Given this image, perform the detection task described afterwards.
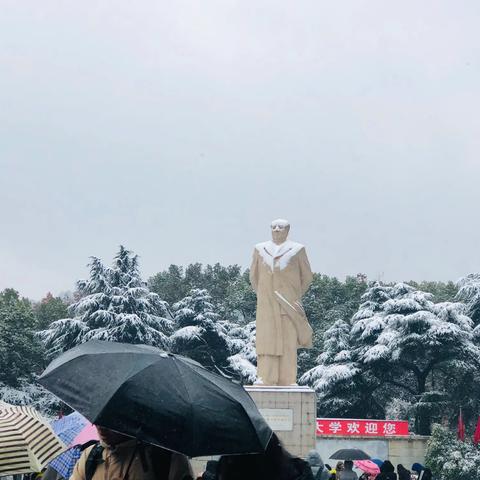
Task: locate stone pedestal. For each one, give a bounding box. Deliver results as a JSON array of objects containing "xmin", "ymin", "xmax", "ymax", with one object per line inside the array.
[{"xmin": 245, "ymin": 385, "xmax": 316, "ymax": 458}]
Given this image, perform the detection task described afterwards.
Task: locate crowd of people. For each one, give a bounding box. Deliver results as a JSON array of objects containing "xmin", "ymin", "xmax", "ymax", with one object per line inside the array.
[
  {"xmin": 300, "ymin": 458, "xmax": 433, "ymax": 480},
  {"xmin": 198, "ymin": 448, "xmax": 433, "ymax": 480},
  {"xmin": 3, "ymin": 425, "xmax": 432, "ymax": 480},
  {"xmin": 64, "ymin": 425, "xmax": 431, "ymax": 480}
]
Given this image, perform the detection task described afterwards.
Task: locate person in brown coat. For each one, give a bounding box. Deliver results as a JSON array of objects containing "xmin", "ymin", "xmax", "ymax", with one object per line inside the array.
[
  {"xmin": 250, "ymin": 219, "xmax": 313, "ymax": 385},
  {"xmin": 70, "ymin": 426, "xmax": 194, "ymax": 480}
]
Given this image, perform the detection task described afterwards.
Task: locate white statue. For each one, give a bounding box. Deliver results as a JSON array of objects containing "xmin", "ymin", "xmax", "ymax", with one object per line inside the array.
[{"xmin": 250, "ymin": 219, "xmax": 313, "ymax": 385}]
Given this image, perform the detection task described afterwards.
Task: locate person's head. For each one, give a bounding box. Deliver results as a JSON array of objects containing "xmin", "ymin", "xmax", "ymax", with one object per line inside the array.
[
  {"xmin": 397, "ymin": 465, "xmax": 408, "ymax": 473},
  {"xmin": 336, "ymin": 461, "xmax": 344, "ymax": 471},
  {"xmin": 381, "ymin": 461, "xmax": 394, "ymax": 473},
  {"xmin": 306, "ymin": 450, "xmax": 322, "ymax": 467},
  {"xmin": 95, "ymin": 425, "xmax": 131, "ymax": 446},
  {"xmin": 344, "ymin": 460, "xmax": 353, "ymax": 471},
  {"xmin": 270, "ymin": 219, "xmax": 290, "ymax": 244},
  {"xmin": 411, "ymin": 463, "xmax": 424, "ymax": 474}
]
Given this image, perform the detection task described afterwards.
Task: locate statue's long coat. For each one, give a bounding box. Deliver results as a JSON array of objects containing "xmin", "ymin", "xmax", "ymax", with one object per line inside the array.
[{"xmin": 250, "ymin": 240, "xmax": 313, "ymax": 356}]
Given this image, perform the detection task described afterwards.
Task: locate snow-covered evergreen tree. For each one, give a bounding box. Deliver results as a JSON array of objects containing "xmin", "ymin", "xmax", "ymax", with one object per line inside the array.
[
  {"xmin": 300, "ymin": 318, "xmax": 380, "ymax": 417},
  {"xmin": 0, "ymin": 380, "xmax": 61, "ymax": 416},
  {"xmin": 225, "ymin": 320, "xmax": 257, "ymax": 383},
  {"xmin": 301, "ymin": 282, "xmax": 480, "ymax": 433},
  {"xmin": 170, "ymin": 288, "xmax": 231, "ymax": 373},
  {"xmin": 349, "ymin": 283, "xmax": 393, "ymax": 366},
  {"xmin": 425, "ymin": 424, "xmax": 480, "ymax": 480},
  {"xmin": 456, "ymin": 273, "xmax": 480, "ymax": 326},
  {"xmin": 39, "ymin": 246, "xmax": 172, "ymax": 357},
  {"xmin": 301, "ymin": 319, "xmax": 355, "ymax": 388}
]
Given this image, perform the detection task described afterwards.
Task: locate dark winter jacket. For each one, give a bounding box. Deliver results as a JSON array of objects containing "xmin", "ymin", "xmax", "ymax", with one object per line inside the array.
[
  {"xmin": 397, "ymin": 464, "xmax": 410, "ymax": 480},
  {"xmin": 201, "ymin": 460, "xmax": 218, "ymax": 480},
  {"xmin": 419, "ymin": 468, "xmax": 432, "ymax": 480},
  {"xmin": 376, "ymin": 461, "xmax": 397, "ymax": 480}
]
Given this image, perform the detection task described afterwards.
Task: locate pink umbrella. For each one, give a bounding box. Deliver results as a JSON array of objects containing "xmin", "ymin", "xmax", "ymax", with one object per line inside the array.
[
  {"xmin": 354, "ymin": 460, "xmax": 380, "ymax": 477},
  {"xmin": 71, "ymin": 423, "xmax": 99, "ymax": 446}
]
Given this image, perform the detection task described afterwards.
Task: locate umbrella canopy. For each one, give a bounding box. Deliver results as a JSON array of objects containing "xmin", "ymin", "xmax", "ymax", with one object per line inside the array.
[
  {"xmin": 50, "ymin": 446, "xmax": 82, "ymax": 479},
  {"xmin": 51, "ymin": 411, "xmax": 88, "ymax": 445},
  {"xmin": 330, "ymin": 448, "xmax": 371, "ymax": 460},
  {"xmin": 354, "ymin": 460, "xmax": 380, "ymax": 475},
  {"xmin": 0, "ymin": 404, "xmax": 65, "ymax": 475},
  {"xmin": 71, "ymin": 422, "xmax": 99, "ymax": 446},
  {"xmin": 39, "ymin": 340, "xmax": 272, "ymax": 457},
  {"xmin": 50, "ymin": 412, "xmax": 98, "ymax": 479},
  {"xmin": 51, "ymin": 411, "xmax": 99, "ymax": 447},
  {"xmin": 371, "ymin": 459, "xmax": 384, "ymax": 467}
]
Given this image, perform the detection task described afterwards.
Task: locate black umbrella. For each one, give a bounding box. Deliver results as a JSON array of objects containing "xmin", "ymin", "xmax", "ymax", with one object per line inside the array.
[
  {"xmin": 330, "ymin": 448, "xmax": 370, "ymax": 460},
  {"xmin": 38, "ymin": 340, "xmax": 272, "ymax": 457}
]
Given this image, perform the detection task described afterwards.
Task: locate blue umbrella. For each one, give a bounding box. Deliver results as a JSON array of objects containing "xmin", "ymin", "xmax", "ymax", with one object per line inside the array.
[
  {"xmin": 52, "ymin": 412, "xmax": 88, "ymax": 445},
  {"xmin": 372, "ymin": 459, "xmax": 384, "ymax": 467},
  {"xmin": 50, "ymin": 446, "xmax": 82, "ymax": 479},
  {"xmin": 49, "ymin": 412, "xmax": 89, "ymax": 479}
]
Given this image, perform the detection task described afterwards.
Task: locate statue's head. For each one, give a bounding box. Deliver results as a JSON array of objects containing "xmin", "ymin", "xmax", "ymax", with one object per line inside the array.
[{"xmin": 270, "ymin": 219, "xmax": 290, "ymax": 244}]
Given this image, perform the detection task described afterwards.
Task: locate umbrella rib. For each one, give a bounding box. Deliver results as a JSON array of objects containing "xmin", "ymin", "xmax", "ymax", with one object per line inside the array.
[
  {"xmin": 186, "ymin": 366, "xmax": 272, "ymax": 453},
  {"xmin": 171, "ymin": 359, "xmax": 195, "ymax": 454},
  {"xmin": 242, "ymin": 404, "xmax": 273, "ymax": 454}
]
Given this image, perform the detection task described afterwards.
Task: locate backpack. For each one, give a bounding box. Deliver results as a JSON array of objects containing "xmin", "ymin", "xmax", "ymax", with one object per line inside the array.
[
  {"xmin": 84, "ymin": 442, "xmax": 172, "ymax": 480},
  {"xmin": 85, "ymin": 443, "xmax": 104, "ymax": 480}
]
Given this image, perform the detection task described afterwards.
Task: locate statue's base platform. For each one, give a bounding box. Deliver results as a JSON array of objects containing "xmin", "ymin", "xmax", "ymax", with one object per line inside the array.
[{"xmin": 245, "ymin": 384, "xmax": 316, "ymax": 458}]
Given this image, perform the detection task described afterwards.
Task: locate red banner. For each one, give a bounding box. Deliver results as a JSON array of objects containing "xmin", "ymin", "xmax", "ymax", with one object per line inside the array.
[{"xmin": 316, "ymin": 418, "xmax": 409, "ymax": 437}]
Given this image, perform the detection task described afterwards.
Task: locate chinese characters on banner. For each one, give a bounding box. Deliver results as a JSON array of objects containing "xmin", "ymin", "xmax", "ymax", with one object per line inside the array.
[{"xmin": 316, "ymin": 419, "xmax": 409, "ymax": 437}]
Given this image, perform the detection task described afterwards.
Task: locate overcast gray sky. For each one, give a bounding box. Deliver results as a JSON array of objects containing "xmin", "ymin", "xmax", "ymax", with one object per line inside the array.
[{"xmin": 1, "ymin": 0, "xmax": 480, "ymax": 300}]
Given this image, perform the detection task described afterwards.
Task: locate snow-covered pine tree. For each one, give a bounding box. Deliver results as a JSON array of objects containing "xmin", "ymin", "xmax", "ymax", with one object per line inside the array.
[
  {"xmin": 225, "ymin": 320, "xmax": 257, "ymax": 384},
  {"xmin": 301, "ymin": 319, "xmax": 355, "ymax": 387},
  {"xmin": 456, "ymin": 273, "xmax": 480, "ymax": 326},
  {"xmin": 38, "ymin": 257, "xmax": 109, "ymax": 356},
  {"xmin": 301, "ymin": 282, "xmax": 480, "ymax": 433},
  {"xmin": 170, "ymin": 288, "xmax": 234, "ymax": 373},
  {"xmin": 425, "ymin": 424, "xmax": 480, "ymax": 480},
  {"xmin": 350, "ymin": 282, "xmax": 394, "ymax": 366},
  {"xmin": 300, "ymin": 319, "xmax": 380, "ymax": 418},
  {"xmin": 300, "ymin": 284, "xmax": 396, "ymax": 418},
  {"xmin": 362, "ymin": 283, "xmax": 480, "ymax": 433},
  {"xmin": 39, "ymin": 246, "xmax": 172, "ymax": 357},
  {"xmin": 83, "ymin": 246, "xmax": 172, "ymax": 345},
  {"xmin": 0, "ymin": 380, "xmax": 61, "ymax": 415}
]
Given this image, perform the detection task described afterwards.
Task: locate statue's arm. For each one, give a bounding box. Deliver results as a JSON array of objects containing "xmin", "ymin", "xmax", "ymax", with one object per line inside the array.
[
  {"xmin": 249, "ymin": 249, "xmax": 259, "ymax": 293},
  {"xmin": 299, "ymin": 247, "xmax": 313, "ymax": 295}
]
